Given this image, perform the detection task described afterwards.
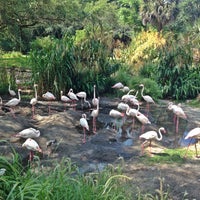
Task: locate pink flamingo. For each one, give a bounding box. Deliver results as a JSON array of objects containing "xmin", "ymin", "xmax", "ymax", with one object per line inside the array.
[
  {"xmin": 139, "ymin": 84, "xmax": 155, "ymax": 112},
  {"xmin": 60, "ymin": 91, "xmax": 72, "ymax": 111},
  {"xmin": 80, "ymin": 113, "xmax": 89, "ymax": 143},
  {"xmin": 184, "ymin": 127, "xmax": 200, "ymax": 158},
  {"xmin": 5, "ymin": 88, "xmax": 21, "ymax": 118},
  {"xmin": 76, "ymin": 91, "xmax": 91, "ymax": 109},
  {"xmin": 42, "ymin": 91, "xmax": 56, "ymax": 115},
  {"xmin": 30, "ymin": 84, "xmax": 38, "ymax": 118},
  {"xmin": 139, "ymin": 127, "xmax": 166, "ymax": 156},
  {"xmin": 126, "ymin": 103, "xmax": 140, "ymax": 128},
  {"xmin": 91, "ymin": 97, "xmax": 100, "ymax": 133},
  {"xmin": 22, "ymin": 138, "xmax": 42, "ymax": 161},
  {"xmin": 168, "ymin": 102, "xmax": 187, "ymax": 134}
]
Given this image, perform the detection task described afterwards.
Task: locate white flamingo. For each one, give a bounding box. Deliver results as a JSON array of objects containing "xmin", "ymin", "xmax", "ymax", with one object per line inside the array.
[
  {"xmin": 68, "ymin": 88, "xmax": 78, "ymax": 109},
  {"xmin": 111, "ymin": 82, "xmax": 124, "ymax": 89},
  {"xmin": 168, "ymin": 102, "xmax": 187, "ymax": 134},
  {"xmin": 80, "ymin": 113, "xmax": 89, "ymax": 143},
  {"xmin": 60, "ymin": 91, "xmax": 72, "ymax": 111},
  {"xmin": 136, "ymin": 110, "xmax": 151, "ymax": 133},
  {"xmin": 139, "ymin": 84, "xmax": 155, "ymax": 111},
  {"xmin": 139, "ymin": 127, "xmax": 166, "ymax": 155},
  {"xmin": 109, "ymin": 109, "xmax": 124, "ymax": 130},
  {"xmin": 91, "ymin": 97, "xmax": 100, "ymax": 133},
  {"xmin": 92, "ymin": 85, "xmax": 99, "ymax": 108},
  {"xmin": 5, "ymin": 88, "xmax": 21, "ymax": 118},
  {"xmin": 22, "ymin": 138, "xmax": 42, "ymax": 161},
  {"xmin": 76, "ymin": 91, "xmax": 91, "ymax": 109},
  {"xmin": 184, "ymin": 127, "xmax": 200, "ymax": 158},
  {"xmin": 8, "ymin": 84, "xmax": 16, "ymax": 96},
  {"xmin": 15, "ymin": 128, "xmax": 40, "ymax": 138},
  {"xmin": 42, "ymin": 91, "xmax": 56, "ymax": 115},
  {"xmin": 30, "ymin": 84, "xmax": 38, "ymax": 118},
  {"xmin": 126, "ymin": 103, "xmax": 140, "ymax": 127}
]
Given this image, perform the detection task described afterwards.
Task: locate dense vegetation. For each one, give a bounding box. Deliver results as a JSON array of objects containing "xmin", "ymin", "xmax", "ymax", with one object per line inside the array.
[
  {"xmin": 0, "ymin": 0, "xmax": 199, "ymax": 100},
  {"xmin": 0, "ymin": 1, "xmax": 199, "ymax": 198}
]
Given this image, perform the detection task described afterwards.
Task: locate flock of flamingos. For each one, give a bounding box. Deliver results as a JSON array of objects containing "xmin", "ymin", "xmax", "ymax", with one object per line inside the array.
[{"xmin": 0, "ymin": 81, "xmax": 200, "ymax": 162}]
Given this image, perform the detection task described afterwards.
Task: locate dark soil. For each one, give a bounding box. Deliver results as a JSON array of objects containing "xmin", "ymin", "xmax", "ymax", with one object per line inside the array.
[{"xmin": 0, "ymin": 95, "xmax": 200, "ymax": 199}]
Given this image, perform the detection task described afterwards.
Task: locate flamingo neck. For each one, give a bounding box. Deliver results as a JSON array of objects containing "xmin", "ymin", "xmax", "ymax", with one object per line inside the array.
[
  {"xmin": 34, "ymin": 86, "xmax": 38, "ymax": 99},
  {"xmin": 141, "ymin": 85, "xmax": 144, "ymax": 97},
  {"xmin": 18, "ymin": 90, "xmax": 21, "ymax": 101},
  {"xmin": 157, "ymin": 128, "xmax": 163, "ymax": 141},
  {"xmin": 93, "ymin": 85, "xmax": 96, "ymax": 99}
]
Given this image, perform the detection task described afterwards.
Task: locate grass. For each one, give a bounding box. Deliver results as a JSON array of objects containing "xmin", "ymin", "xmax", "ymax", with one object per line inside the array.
[
  {"xmin": 139, "ymin": 148, "xmax": 194, "ymax": 165},
  {"xmin": 0, "ymin": 52, "xmax": 29, "ymax": 68}
]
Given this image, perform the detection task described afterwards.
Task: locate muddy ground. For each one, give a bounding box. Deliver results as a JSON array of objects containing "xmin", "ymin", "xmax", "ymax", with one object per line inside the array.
[{"xmin": 0, "ymin": 94, "xmax": 200, "ymax": 199}]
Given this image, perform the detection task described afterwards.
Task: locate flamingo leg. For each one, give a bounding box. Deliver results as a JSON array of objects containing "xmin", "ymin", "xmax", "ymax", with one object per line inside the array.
[
  {"xmin": 48, "ymin": 103, "xmax": 51, "ymax": 115},
  {"xmin": 29, "ymin": 151, "xmax": 34, "ymax": 161},
  {"xmin": 176, "ymin": 116, "xmax": 179, "ymax": 134},
  {"xmin": 10, "ymin": 107, "xmax": 16, "ymax": 118},
  {"xmin": 82, "ymin": 127, "xmax": 86, "ymax": 143},
  {"xmin": 184, "ymin": 138, "xmax": 192, "ymax": 158},
  {"xmin": 93, "ymin": 117, "xmax": 96, "ymax": 133}
]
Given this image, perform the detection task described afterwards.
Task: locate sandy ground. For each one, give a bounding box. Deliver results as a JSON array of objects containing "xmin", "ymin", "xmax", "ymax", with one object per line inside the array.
[{"xmin": 0, "ymin": 95, "xmax": 200, "ymax": 199}]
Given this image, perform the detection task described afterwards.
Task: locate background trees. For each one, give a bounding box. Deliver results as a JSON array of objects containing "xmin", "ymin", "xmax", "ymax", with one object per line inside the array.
[{"xmin": 0, "ymin": 0, "xmax": 199, "ymax": 100}]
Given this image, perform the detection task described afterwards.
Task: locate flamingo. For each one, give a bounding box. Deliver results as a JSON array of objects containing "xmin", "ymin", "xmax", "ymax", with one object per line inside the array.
[
  {"xmin": 120, "ymin": 86, "xmax": 130, "ymax": 93},
  {"xmin": 126, "ymin": 103, "xmax": 140, "ymax": 128},
  {"xmin": 68, "ymin": 88, "xmax": 78, "ymax": 109},
  {"xmin": 121, "ymin": 89, "xmax": 137, "ymax": 103},
  {"xmin": 139, "ymin": 84, "xmax": 155, "ymax": 111},
  {"xmin": 136, "ymin": 110, "xmax": 151, "ymax": 133},
  {"xmin": 22, "ymin": 138, "xmax": 42, "ymax": 161},
  {"xmin": 109, "ymin": 109, "xmax": 124, "ymax": 130},
  {"xmin": 76, "ymin": 91, "xmax": 91, "ymax": 109},
  {"xmin": 30, "ymin": 84, "xmax": 38, "ymax": 118},
  {"xmin": 80, "ymin": 113, "xmax": 89, "ymax": 143},
  {"xmin": 42, "ymin": 91, "xmax": 56, "ymax": 115},
  {"xmin": 15, "ymin": 128, "xmax": 40, "ymax": 138},
  {"xmin": 91, "ymin": 97, "xmax": 100, "ymax": 133},
  {"xmin": 92, "ymin": 85, "xmax": 99, "ymax": 108},
  {"xmin": 60, "ymin": 91, "xmax": 72, "ymax": 111},
  {"xmin": 139, "ymin": 127, "xmax": 166, "ymax": 155},
  {"xmin": 111, "ymin": 82, "xmax": 124, "ymax": 89},
  {"xmin": 8, "ymin": 84, "xmax": 16, "ymax": 96},
  {"xmin": 184, "ymin": 127, "xmax": 200, "ymax": 158},
  {"xmin": 168, "ymin": 102, "xmax": 187, "ymax": 134},
  {"xmin": 5, "ymin": 88, "xmax": 21, "ymax": 118}
]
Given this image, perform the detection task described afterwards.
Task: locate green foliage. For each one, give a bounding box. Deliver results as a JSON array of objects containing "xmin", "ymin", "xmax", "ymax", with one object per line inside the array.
[
  {"xmin": 0, "ymin": 68, "xmax": 9, "ymax": 94},
  {"xmin": 0, "ymin": 153, "xmax": 132, "ymax": 200},
  {"xmin": 129, "ymin": 76, "xmax": 162, "ymax": 101},
  {"xmin": 157, "ymin": 43, "xmax": 200, "ymax": 100}
]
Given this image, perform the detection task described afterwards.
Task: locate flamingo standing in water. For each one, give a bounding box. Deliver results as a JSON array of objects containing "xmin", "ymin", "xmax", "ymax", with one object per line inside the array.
[
  {"xmin": 15, "ymin": 128, "xmax": 40, "ymax": 138},
  {"xmin": 168, "ymin": 102, "xmax": 187, "ymax": 134},
  {"xmin": 139, "ymin": 127, "xmax": 166, "ymax": 155},
  {"xmin": 68, "ymin": 88, "xmax": 78, "ymax": 109},
  {"xmin": 30, "ymin": 84, "xmax": 38, "ymax": 118},
  {"xmin": 5, "ymin": 88, "xmax": 21, "ymax": 118},
  {"xmin": 42, "ymin": 91, "xmax": 56, "ymax": 115},
  {"xmin": 136, "ymin": 110, "xmax": 151, "ymax": 133},
  {"xmin": 80, "ymin": 113, "xmax": 89, "ymax": 143},
  {"xmin": 76, "ymin": 91, "xmax": 91, "ymax": 109},
  {"xmin": 22, "ymin": 138, "xmax": 42, "ymax": 161},
  {"xmin": 60, "ymin": 91, "xmax": 72, "ymax": 111},
  {"xmin": 91, "ymin": 97, "xmax": 100, "ymax": 133},
  {"xmin": 109, "ymin": 109, "xmax": 124, "ymax": 130},
  {"xmin": 139, "ymin": 84, "xmax": 155, "ymax": 112},
  {"xmin": 8, "ymin": 84, "xmax": 16, "ymax": 96},
  {"xmin": 126, "ymin": 103, "xmax": 140, "ymax": 128},
  {"xmin": 184, "ymin": 127, "xmax": 200, "ymax": 158},
  {"xmin": 92, "ymin": 85, "xmax": 99, "ymax": 108}
]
